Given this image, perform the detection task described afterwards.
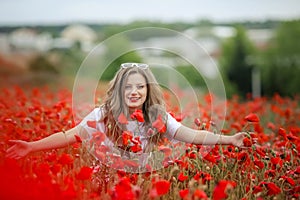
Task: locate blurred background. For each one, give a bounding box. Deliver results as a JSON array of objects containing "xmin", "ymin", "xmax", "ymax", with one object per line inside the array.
[{"xmin": 0, "ymin": 0, "xmax": 299, "ymax": 98}]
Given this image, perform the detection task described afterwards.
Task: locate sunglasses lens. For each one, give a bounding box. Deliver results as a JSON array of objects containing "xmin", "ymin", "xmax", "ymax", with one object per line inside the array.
[
  {"xmin": 138, "ymin": 64, "xmax": 148, "ymax": 69},
  {"xmin": 121, "ymin": 63, "xmax": 148, "ymax": 69}
]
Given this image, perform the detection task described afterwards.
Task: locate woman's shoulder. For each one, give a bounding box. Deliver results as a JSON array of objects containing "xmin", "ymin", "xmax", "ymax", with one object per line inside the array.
[{"xmin": 95, "ymin": 105, "xmax": 107, "ymax": 120}]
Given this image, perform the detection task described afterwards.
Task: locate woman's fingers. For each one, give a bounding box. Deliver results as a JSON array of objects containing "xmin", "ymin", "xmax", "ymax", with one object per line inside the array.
[{"xmin": 6, "ymin": 140, "xmax": 26, "ymax": 159}]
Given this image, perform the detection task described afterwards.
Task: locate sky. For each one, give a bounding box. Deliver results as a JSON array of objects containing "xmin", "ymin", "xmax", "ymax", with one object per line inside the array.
[{"xmin": 0, "ymin": 0, "xmax": 299, "ymax": 25}]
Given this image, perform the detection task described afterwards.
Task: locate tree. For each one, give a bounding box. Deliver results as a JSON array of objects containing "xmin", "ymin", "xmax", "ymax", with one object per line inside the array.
[
  {"xmin": 219, "ymin": 25, "xmax": 256, "ymax": 98},
  {"xmin": 101, "ymin": 36, "xmax": 142, "ymax": 81},
  {"xmin": 260, "ymin": 20, "xmax": 300, "ymax": 96}
]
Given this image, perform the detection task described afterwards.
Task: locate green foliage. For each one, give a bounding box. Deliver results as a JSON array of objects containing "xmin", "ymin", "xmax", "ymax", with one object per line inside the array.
[
  {"xmin": 259, "ymin": 20, "xmax": 300, "ymax": 96},
  {"xmin": 219, "ymin": 25, "xmax": 257, "ymax": 97},
  {"xmin": 100, "ymin": 35, "xmax": 142, "ymax": 81},
  {"xmin": 175, "ymin": 65, "xmax": 206, "ymax": 88}
]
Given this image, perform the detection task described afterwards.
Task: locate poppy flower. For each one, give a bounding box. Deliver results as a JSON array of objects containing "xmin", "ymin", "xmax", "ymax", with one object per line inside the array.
[
  {"xmin": 243, "ymin": 137, "xmax": 252, "ymax": 147},
  {"xmin": 193, "ymin": 189, "xmax": 207, "ymax": 199},
  {"xmin": 122, "ymin": 131, "xmax": 133, "ymax": 146},
  {"xmin": 118, "ymin": 113, "xmax": 128, "ymax": 124},
  {"xmin": 280, "ymin": 175, "xmax": 295, "ymax": 186},
  {"xmin": 158, "ymin": 145, "xmax": 172, "ymax": 157},
  {"xmin": 178, "ymin": 172, "xmax": 189, "ymax": 182},
  {"xmin": 87, "ymin": 120, "xmax": 97, "ymax": 129},
  {"xmin": 152, "ymin": 115, "xmax": 166, "ymax": 133},
  {"xmin": 74, "ymin": 134, "xmax": 82, "ymax": 143},
  {"xmin": 213, "ymin": 180, "xmax": 236, "ymax": 200},
  {"xmin": 179, "ymin": 189, "xmax": 189, "ymax": 199},
  {"xmin": 131, "ymin": 143, "xmax": 142, "ymax": 153},
  {"xmin": 130, "ymin": 109, "xmax": 144, "ymax": 122},
  {"xmin": 91, "ymin": 131, "xmax": 106, "ymax": 145},
  {"xmin": 278, "ymin": 128, "xmax": 288, "ymax": 140},
  {"xmin": 76, "ymin": 166, "xmax": 93, "ymax": 180},
  {"xmin": 262, "ymin": 182, "xmax": 281, "ymax": 195},
  {"xmin": 244, "ymin": 113, "xmax": 260, "ymax": 123},
  {"xmin": 58, "ymin": 153, "xmax": 74, "ymax": 166},
  {"xmin": 151, "ymin": 179, "xmax": 170, "ymax": 197}
]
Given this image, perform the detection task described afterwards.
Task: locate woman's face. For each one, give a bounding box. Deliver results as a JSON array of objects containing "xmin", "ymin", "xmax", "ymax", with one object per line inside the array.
[{"xmin": 124, "ymin": 73, "xmax": 147, "ymax": 113}]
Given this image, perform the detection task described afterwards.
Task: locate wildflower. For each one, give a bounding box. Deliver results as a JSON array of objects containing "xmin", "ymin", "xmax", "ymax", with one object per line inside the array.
[
  {"xmin": 278, "ymin": 128, "xmax": 288, "ymax": 140},
  {"xmin": 150, "ymin": 179, "xmax": 170, "ymax": 197},
  {"xmin": 74, "ymin": 134, "xmax": 82, "ymax": 143},
  {"xmin": 261, "ymin": 182, "xmax": 281, "ymax": 195},
  {"xmin": 152, "ymin": 115, "xmax": 166, "ymax": 133},
  {"xmin": 213, "ymin": 180, "xmax": 236, "ymax": 200},
  {"xmin": 87, "ymin": 120, "xmax": 97, "ymax": 128},
  {"xmin": 178, "ymin": 172, "xmax": 189, "ymax": 182},
  {"xmin": 244, "ymin": 113, "xmax": 260, "ymax": 123},
  {"xmin": 76, "ymin": 166, "xmax": 93, "ymax": 180},
  {"xmin": 122, "ymin": 131, "xmax": 133, "ymax": 146},
  {"xmin": 91, "ymin": 131, "xmax": 106, "ymax": 145},
  {"xmin": 130, "ymin": 109, "xmax": 144, "ymax": 122},
  {"xmin": 118, "ymin": 113, "xmax": 128, "ymax": 124},
  {"xmin": 179, "ymin": 189, "xmax": 189, "ymax": 199},
  {"xmin": 58, "ymin": 153, "xmax": 73, "ymax": 166},
  {"xmin": 193, "ymin": 189, "xmax": 207, "ymax": 199}
]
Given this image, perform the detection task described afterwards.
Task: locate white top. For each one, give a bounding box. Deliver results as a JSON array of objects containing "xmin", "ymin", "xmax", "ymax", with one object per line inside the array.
[{"xmin": 79, "ymin": 107, "xmax": 182, "ymax": 150}]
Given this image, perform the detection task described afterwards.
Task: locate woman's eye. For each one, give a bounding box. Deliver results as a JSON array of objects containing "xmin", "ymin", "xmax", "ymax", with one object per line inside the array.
[
  {"xmin": 137, "ymin": 85, "xmax": 145, "ymax": 89},
  {"xmin": 125, "ymin": 85, "xmax": 132, "ymax": 90}
]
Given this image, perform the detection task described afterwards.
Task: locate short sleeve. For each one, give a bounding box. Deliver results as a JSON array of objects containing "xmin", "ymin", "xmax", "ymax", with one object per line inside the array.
[
  {"xmin": 165, "ymin": 112, "xmax": 181, "ymax": 141},
  {"xmin": 78, "ymin": 107, "xmax": 106, "ymax": 139}
]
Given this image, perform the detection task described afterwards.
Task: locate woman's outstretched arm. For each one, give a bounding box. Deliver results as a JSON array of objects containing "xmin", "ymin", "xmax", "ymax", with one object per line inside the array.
[
  {"xmin": 6, "ymin": 126, "xmax": 83, "ymax": 159},
  {"xmin": 174, "ymin": 125, "xmax": 246, "ymax": 147}
]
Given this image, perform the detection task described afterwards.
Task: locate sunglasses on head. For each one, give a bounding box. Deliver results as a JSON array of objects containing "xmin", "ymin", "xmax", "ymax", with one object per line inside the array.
[{"xmin": 121, "ymin": 63, "xmax": 149, "ymax": 69}]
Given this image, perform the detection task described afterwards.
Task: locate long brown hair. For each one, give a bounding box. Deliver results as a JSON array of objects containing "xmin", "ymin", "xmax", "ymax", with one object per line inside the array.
[{"xmin": 101, "ymin": 64, "xmax": 167, "ymax": 152}]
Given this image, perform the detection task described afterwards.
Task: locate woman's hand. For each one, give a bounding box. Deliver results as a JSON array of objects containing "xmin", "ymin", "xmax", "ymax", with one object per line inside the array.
[
  {"xmin": 230, "ymin": 132, "xmax": 248, "ymax": 148},
  {"xmin": 6, "ymin": 140, "xmax": 32, "ymax": 159}
]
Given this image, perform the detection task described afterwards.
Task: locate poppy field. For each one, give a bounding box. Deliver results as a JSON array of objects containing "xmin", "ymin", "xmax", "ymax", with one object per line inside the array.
[{"xmin": 0, "ymin": 85, "xmax": 299, "ymax": 200}]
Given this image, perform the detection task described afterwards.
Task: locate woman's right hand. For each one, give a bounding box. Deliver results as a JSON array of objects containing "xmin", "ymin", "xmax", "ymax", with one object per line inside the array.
[{"xmin": 6, "ymin": 140, "xmax": 32, "ymax": 159}]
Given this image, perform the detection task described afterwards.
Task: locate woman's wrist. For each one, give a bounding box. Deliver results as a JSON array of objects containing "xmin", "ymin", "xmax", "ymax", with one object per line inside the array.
[{"xmin": 220, "ymin": 135, "xmax": 232, "ymax": 145}]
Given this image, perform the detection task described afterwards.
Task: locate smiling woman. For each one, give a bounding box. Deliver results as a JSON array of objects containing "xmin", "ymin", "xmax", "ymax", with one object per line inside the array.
[{"xmin": 6, "ymin": 62, "xmax": 248, "ymax": 172}]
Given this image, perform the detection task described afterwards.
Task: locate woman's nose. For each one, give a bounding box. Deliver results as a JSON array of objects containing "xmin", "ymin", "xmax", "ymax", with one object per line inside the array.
[{"xmin": 130, "ymin": 87, "xmax": 138, "ymax": 94}]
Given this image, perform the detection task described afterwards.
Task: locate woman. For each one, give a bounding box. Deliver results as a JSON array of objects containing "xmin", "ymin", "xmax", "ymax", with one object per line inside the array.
[{"xmin": 6, "ymin": 63, "xmax": 247, "ymax": 170}]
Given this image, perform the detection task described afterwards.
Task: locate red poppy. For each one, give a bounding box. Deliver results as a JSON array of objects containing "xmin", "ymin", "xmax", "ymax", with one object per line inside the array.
[
  {"xmin": 158, "ymin": 145, "xmax": 172, "ymax": 157},
  {"xmin": 280, "ymin": 175, "xmax": 295, "ymax": 186},
  {"xmin": 118, "ymin": 113, "xmax": 128, "ymax": 124},
  {"xmin": 87, "ymin": 120, "xmax": 97, "ymax": 128},
  {"xmin": 122, "ymin": 131, "xmax": 133, "ymax": 146},
  {"xmin": 91, "ymin": 131, "xmax": 106, "ymax": 145},
  {"xmin": 151, "ymin": 179, "xmax": 170, "ymax": 197},
  {"xmin": 254, "ymin": 159, "xmax": 265, "ymax": 169},
  {"xmin": 243, "ymin": 137, "xmax": 252, "ymax": 147},
  {"xmin": 58, "ymin": 153, "xmax": 74, "ymax": 166},
  {"xmin": 244, "ymin": 113, "xmax": 260, "ymax": 123},
  {"xmin": 203, "ymin": 153, "xmax": 217, "ymax": 164},
  {"xmin": 152, "ymin": 115, "xmax": 166, "ymax": 133},
  {"xmin": 252, "ymin": 185, "xmax": 263, "ymax": 194},
  {"xmin": 130, "ymin": 109, "xmax": 144, "ymax": 122},
  {"xmin": 278, "ymin": 128, "xmax": 288, "ymax": 140},
  {"xmin": 178, "ymin": 172, "xmax": 189, "ymax": 182},
  {"xmin": 114, "ymin": 177, "xmax": 135, "ymax": 199},
  {"xmin": 131, "ymin": 143, "xmax": 142, "ymax": 153},
  {"xmin": 213, "ymin": 180, "xmax": 236, "ymax": 200},
  {"xmin": 74, "ymin": 134, "xmax": 82, "ymax": 143},
  {"xmin": 179, "ymin": 189, "xmax": 189, "ymax": 199},
  {"xmin": 76, "ymin": 166, "xmax": 93, "ymax": 180},
  {"xmin": 262, "ymin": 182, "xmax": 281, "ymax": 195},
  {"xmin": 193, "ymin": 189, "xmax": 207, "ymax": 199}
]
